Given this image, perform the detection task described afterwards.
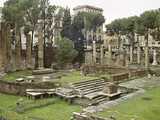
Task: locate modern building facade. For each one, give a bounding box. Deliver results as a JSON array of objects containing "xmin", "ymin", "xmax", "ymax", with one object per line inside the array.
[{"xmin": 73, "ymin": 5, "xmax": 103, "ymax": 15}]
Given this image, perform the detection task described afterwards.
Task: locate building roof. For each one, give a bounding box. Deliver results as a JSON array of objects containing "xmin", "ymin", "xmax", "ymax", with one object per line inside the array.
[{"xmin": 73, "ymin": 5, "xmax": 103, "ymax": 12}]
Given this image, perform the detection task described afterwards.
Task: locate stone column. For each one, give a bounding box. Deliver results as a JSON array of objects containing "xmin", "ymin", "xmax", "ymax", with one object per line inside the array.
[
  {"xmin": 85, "ymin": 45, "xmax": 93, "ymax": 65},
  {"xmin": 100, "ymin": 45, "xmax": 104, "ymax": 65},
  {"xmin": 0, "ymin": 23, "xmax": 7, "ymax": 71},
  {"xmin": 5, "ymin": 25, "xmax": 12, "ymax": 71},
  {"xmin": 145, "ymin": 46, "xmax": 149, "ymax": 69},
  {"xmin": 0, "ymin": 23, "xmax": 12, "ymax": 72},
  {"xmin": 129, "ymin": 45, "xmax": 133, "ymax": 63},
  {"xmin": 15, "ymin": 34, "xmax": 21, "ymax": 70},
  {"xmin": 152, "ymin": 49, "xmax": 158, "ymax": 65},
  {"xmin": 38, "ymin": 28, "xmax": 44, "ymax": 69},
  {"xmin": 93, "ymin": 40, "xmax": 96, "ymax": 64},
  {"xmin": 86, "ymin": 31, "xmax": 89, "ymax": 45},
  {"xmin": 26, "ymin": 33, "xmax": 32, "ymax": 69},
  {"xmin": 145, "ymin": 32, "xmax": 150, "ymax": 69},
  {"xmin": 108, "ymin": 44, "xmax": 112, "ymax": 64},
  {"xmin": 0, "ymin": 23, "xmax": 3, "ymax": 70},
  {"xmin": 137, "ymin": 46, "xmax": 141, "ymax": 64}
]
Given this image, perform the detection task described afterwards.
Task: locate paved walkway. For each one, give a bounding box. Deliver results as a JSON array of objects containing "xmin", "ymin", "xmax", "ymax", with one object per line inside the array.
[{"xmin": 83, "ymin": 76, "xmax": 160, "ymax": 113}]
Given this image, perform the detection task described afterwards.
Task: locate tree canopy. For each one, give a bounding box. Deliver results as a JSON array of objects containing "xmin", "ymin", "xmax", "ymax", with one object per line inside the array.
[
  {"xmin": 106, "ymin": 8, "xmax": 160, "ymax": 36},
  {"xmin": 55, "ymin": 37, "xmax": 78, "ymax": 67}
]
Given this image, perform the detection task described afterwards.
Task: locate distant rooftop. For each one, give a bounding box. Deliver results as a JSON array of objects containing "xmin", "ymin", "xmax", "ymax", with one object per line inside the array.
[{"xmin": 73, "ymin": 5, "xmax": 103, "ymax": 12}]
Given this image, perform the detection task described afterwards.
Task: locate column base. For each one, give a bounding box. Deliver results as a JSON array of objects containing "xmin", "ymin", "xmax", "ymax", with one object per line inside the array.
[{"xmin": 152, "ymin": 61, "xmax": 158, "ymax": 66}]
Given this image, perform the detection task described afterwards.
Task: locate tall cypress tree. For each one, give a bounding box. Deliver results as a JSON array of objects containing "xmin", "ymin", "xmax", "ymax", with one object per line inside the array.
[{"xmin": 61, "ymin": 8, "xmax": 72, "ymax": 39}]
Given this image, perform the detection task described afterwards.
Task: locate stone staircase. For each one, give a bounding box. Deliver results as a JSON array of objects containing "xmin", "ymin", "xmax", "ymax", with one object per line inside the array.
[{"xmin": 71, "ymin": 79, "xmax": 109, "ymax": 105}]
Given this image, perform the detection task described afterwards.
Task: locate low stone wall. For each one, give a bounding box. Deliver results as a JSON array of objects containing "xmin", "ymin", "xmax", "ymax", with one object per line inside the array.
[
  {"xmin": 73, "ymin": 112, "xmax": 110, "ymax": 120},
  {"xmin": 110, "ymin": 69, "xmax": 147, "ymax": 82},
  {"xmin": 111, "ymin": 72, "xmax": 129, "ymax": 82},
  {"xmin": 129, "ymin": 69, "xmax": 147, "ymax": 78},
  {"xmin": 81, "ymin": 65, "xmax": 127, "ymax": 75},
  {"xmin": 0, "ymin": 80, "xmax": 59, "ymax": 96}
]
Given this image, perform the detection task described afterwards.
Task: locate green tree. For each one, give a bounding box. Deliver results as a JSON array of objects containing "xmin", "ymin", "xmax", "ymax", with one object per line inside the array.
[
  {"xmin": 106, "ymin": 16, "xmax": 138, "ymax": 34},
  {"xmin": 55, "ymin": 37, "xmax": 78, "ymax": 67},
  {"xmin": 20, "ymin": 0, "xmax": 41, "ymax": 48},
  {"xmin": 61, "ymin": 8, "xmax": 72, "ymax": 39},
  {"xmin": 140, "ymin": 10, "xmax": 157, "ymax": 29},
  {"xmin": 155, "ymin": 10, "xmax": 160, "ymax": 40},
  {"xmin": 71, "ymin": 12, "xmax": 85, "ymax": 63}
]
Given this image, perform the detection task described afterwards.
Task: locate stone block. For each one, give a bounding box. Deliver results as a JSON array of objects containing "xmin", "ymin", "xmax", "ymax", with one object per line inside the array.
[{"xmin": 32, "ymin": 68, "xmax": 54, "ymax": 75}]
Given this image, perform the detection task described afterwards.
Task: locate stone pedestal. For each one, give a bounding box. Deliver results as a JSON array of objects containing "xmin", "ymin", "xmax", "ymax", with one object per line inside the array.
[
  {"xmin": 152, "ymin": 49, "xmax": 158, "ymax": 65},
  {"xmin": 103, "ymin": 83, "xmax": 118, "ymax": 94}
]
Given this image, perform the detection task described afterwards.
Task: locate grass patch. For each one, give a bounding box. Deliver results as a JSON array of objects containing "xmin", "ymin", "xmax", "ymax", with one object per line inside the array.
[
  {"xmin": 55, "ymin": 70, "xmax": 98, "ymax": 85},
  {"xmin": 2, "ymin": 70, "xmax": 32, "ymax": 81},
  {"xmin": 97, "ymin": 87, "xmax": 160, "ymax": 120},
  {"xmin": 0, "ymin": 93, "xmax": 81, "ymax": 120}
]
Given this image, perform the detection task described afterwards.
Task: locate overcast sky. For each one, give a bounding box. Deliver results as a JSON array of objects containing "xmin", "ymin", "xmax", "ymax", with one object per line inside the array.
[{"xmin": 0, "ymin": 0, "xmax": 160, "ymax": 23}]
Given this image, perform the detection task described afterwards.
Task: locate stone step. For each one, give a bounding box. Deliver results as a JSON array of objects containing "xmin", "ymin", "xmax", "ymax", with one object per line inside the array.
[
  {"xmin": 83, "ymin": 88, "xmax": 102, "ymax": 95},
  {"xmin": 73, "ymin": 79, "xmax": 104, "ymax": 86},
  {"xmin": 79, "ymin": 85, "xmax": 104, "ymax": 93},
  {"xmin": 74, "ymin": 80, "xmax": 105, "ymax": 87},
  {"xmin": 90, "ymin": 96, "xmax": 108, "ymax": 105},
  {"xmin": 74, "ymin": 82, "xmax": 106, "ymax": 89},
  {"xmin": 32, "ymin": 68, "xmax": 54, "ymax": 75},
  {"xmin": 92, "ymin": 95, "xmax": 106, "ymax": 101},
  {"xmin": 94, "ymin": 97, "xmax": 108, "ymax": 104}
]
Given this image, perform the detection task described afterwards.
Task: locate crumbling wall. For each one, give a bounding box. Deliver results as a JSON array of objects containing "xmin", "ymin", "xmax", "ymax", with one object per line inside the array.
[{"xmin": 0, "ymin": 80, "xmax": 59, "ymax": 96}]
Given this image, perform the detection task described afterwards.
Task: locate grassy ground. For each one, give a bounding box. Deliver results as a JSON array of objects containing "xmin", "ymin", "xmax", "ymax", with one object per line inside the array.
[
  {"xmin": 2, "ymin": 70, "xmax": 32, "ymax": 81},
  {"xmin": 97, "ymin": 87, "xmax": 160, "ymax": 120},
  {"xmin": 0, "ymin": 93, "xmax": 81, "ymax": 120},
  {"xmin": 1, "ymin": 70, "xmax": 97, "ymax": 84},
  {"xmin": 56, "ymin": 71, "xmax": 98, "ymax": 85}
]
